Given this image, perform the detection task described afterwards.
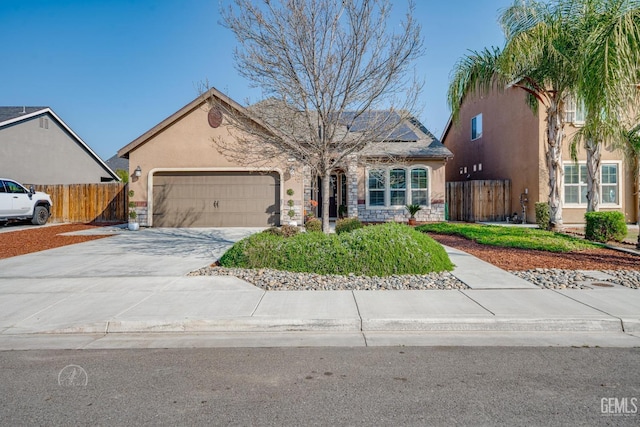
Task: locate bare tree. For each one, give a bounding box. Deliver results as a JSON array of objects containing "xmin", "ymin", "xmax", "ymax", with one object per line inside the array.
[{"xmin": 207, "ymin": 0, "xmax": 424, "ymax": 232}]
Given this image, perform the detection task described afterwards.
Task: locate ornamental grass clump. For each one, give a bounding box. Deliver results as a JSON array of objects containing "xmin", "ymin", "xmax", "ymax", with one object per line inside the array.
[{"xmin": 219, "ymin": 222, "xmax": 453, "ymax": 276}]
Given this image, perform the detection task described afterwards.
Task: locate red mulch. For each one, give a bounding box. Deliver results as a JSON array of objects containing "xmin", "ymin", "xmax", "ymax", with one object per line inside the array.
[
  {"xmin": 0, "ymin": 223, "xmax": 112, "ymax": 259},
  {"xmin": 429, "ymin": 233, "xmax": 640, "ymax": 271}
]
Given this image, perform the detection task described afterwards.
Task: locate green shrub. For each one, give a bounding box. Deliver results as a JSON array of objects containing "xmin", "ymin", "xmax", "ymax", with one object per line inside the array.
[
  {"xmin": 535, "ymin": 202, "xmax": 550, "ymax": 231},
  {"xmin": 262, "ymin": 225, "xmax": 299, "ymax": 238},
  {"xmin": 305, "ymin": 218, "xmax": 322, "ymax": 232},
  {"xmin": 280, "ymin": 224, "xmax": 300, "ymax": 238},
  {"xmin": 585, "ymin": 211, "xmax": 627, "ymax": 243},
  {"xmin": 221, "ymin": 231, "xmax": 288, "ymax": 268},
  {"xmin": 219, "ymin": 223, "xmax": 453, "ymax": 275},
  {"xmin": 335, "ymin": 217, "xmax": 363, "ymax": 234},
  {"xmin": 263, "ymin": 227, "xmax": 283, "ymax": 237}
]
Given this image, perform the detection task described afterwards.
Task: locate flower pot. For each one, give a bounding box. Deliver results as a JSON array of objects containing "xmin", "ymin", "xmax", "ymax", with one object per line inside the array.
[
  {"xmin": 128, "ymin": 222, "xmax": 140, "ymax": 231},
  {"xmin": 408, "ymin": 218, "xmax": 417, "ymax": 226}
]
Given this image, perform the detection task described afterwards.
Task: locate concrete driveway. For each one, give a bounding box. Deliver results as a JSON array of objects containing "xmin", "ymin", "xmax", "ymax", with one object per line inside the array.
[{"xmin": 0, "ymin": 226, "xmax": 262, "ymax": 277}]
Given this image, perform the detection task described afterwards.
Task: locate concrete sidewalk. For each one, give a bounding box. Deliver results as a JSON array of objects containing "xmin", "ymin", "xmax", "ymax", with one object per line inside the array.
[{"xmin": 0, "ymin": 226, "xmax": 639, "ymax": 349}]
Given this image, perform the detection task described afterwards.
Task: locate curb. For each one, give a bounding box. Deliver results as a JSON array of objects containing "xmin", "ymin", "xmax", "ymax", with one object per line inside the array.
[
  {"xmin": 360, "ymin": 317, "xmax": 622, "ymax": 332},
  {"xmin": 4, "ymin": 317, "xmax": 628, "ymax": 334}
]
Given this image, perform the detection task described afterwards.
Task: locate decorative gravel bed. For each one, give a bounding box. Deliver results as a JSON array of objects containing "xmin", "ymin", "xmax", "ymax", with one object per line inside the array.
[
  {"xmin": 188, "ymin": 266, "xmax": 468, "ymax": 290},
  {"xmin": 510, "ymin": 269, "xmax": 640, "ymax": 289},
  {"xmin": 600, "ymin": 270, "xmax": 640, "ymax": 289},
  {"xmin": 190, "ymin": 266, "xmax": 640, "ymax": 291}
]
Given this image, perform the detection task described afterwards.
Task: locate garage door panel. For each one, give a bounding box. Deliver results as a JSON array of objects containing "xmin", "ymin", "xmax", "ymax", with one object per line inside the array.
[{"xmin": 152, "ymin": 172, "xmax": 280, "ymax": 227}]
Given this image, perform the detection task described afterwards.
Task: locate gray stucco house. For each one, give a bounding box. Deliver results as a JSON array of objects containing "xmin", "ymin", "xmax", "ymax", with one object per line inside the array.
[{"xmin": 0, "ymin": 107, "xmax": 118, "ymax": 184}]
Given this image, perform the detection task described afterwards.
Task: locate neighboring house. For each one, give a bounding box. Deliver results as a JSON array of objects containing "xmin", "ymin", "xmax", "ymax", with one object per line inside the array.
[
  {"xmin": 441, "ymin": 87, "xmax": 635, "ymax": 224},
  {"xmin": 105, "ymin": 154, "xmax": 129, "ymax": 175},
  {"xmin": 117, "ymin": 87, "xmax": 452, "ymax": 227},
  {"xmin": 0, "ymin": 107, "xmax": 119, "ymax": 184}
]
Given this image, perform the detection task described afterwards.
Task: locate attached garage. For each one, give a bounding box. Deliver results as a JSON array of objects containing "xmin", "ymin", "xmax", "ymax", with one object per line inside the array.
[{"xmin": 151, "ymin": 171, "xmax": 281, "ymax": 227}]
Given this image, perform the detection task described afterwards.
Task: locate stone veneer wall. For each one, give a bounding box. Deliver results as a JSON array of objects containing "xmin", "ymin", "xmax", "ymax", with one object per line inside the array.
[
  {"xmin": 133, "ymin": 203, "xmax": 149, "ymax": 227},
  {"xmin": 346, "ymin": 157, "xmax": 359, "ymax": 218},
  {"xmin": 356, "ymin": 203, "xmax": 446, "ymax": 223}
]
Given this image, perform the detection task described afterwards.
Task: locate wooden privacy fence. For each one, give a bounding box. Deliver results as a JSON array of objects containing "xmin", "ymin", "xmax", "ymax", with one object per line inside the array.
[
  {"xmin": 447, "ymin": 180, "xmax": 511, "ymax": 222},
  {"xmin": 29, "ymin": 183, "xmax": 127, "ymax": 224}
]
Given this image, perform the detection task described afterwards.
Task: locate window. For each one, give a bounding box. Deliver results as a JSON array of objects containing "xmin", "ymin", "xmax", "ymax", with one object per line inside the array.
[
  {"xmin": 4, "ymin": 181, "xmax": 27, "ymax": 194},
  {"xmin": 601, "ymin": 164, "xmax": 618, "ymax": 204},
  {"xmin": 411, "ymin": 168, "xmax": 429, "ymax": 205},
  {"xmin": 389, "ymin": 169, "xmax": 406, "ymax": 206},
  {"xmin": 367, "ymin": 167, "xmax": 430, "ymax": 207},
  {"xmin": 564, "ymin": 96, "xmax": 585, "ymax": 124},
  {"xmin": 563, "ymin": 162, "xmax": 619, "ymax": 206},
  {"xmin": 368, "ymin": 169, "xmax": 385, "ymax": 206},
  {"xmin": 471, "ymin": 114, "xmax": 482, "ymax": 140},
  {"xmin": 564, "ymin": 164, "xmax": 587, "ymax": 204}
]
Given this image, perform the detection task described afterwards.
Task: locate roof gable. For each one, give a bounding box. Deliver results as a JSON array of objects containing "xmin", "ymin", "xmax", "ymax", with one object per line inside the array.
[{"xmin": 118, "ymin": 86, "xmax": 257, "ymax": 158}]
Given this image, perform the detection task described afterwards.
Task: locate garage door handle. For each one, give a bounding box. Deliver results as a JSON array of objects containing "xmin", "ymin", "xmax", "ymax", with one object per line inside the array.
[{"xmin": 213, "ymin": 201, "xmax": 219, "ymax": 208}]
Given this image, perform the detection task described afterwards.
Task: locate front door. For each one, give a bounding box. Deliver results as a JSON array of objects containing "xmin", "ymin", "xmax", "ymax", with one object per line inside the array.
[{"xmin": 317, "ymin": 173, "xmax": 346, "ymax": 218}]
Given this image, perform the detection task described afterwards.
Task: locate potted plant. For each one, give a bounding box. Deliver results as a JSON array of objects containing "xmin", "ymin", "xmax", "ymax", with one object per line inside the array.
[
  {"xmin": 128, "ymin": 190, "xmax": 139, "ymax": 231},
  {"xmin": 405, "ymin": 203, "xmax": 422, "ymax": 226}
]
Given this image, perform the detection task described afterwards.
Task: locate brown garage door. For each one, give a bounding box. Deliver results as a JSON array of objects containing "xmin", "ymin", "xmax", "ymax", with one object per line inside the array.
[{"xmin": 152, "ymin": 171, "xmax": 280, "ymax": 227}]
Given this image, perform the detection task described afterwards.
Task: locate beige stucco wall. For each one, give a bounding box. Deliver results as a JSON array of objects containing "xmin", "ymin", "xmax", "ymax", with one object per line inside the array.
[
  {"xmin": 444, "ymin": 87, "xmax": 542, "ymax": 221},
  {"xmin": 126, "ymin": 103, "xmax": 304, "ymax": 226},
  {"xmin": 444, "ymin": 87, "xmax": 636, "ymax": 223},
  {"xmin": 0, "ymin": 113, "xmax": 115, "ymax": 184}
]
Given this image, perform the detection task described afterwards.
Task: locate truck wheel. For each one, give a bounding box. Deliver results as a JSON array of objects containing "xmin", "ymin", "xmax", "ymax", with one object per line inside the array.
[{"xmin": 31, "ymin": 206, "xmax": 50, "ymax": 225}]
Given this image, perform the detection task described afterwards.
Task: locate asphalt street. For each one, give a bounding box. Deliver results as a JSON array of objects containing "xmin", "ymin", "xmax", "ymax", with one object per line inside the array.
[{"xmin": 1, "ymin": 347, "xmax": 639, "ymax": 426}]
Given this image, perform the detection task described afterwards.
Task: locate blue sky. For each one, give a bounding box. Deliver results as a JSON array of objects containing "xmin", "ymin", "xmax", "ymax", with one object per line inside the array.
[{"xmin": 1, "ymin": 0, "xmax": 514, "ymax": 161}]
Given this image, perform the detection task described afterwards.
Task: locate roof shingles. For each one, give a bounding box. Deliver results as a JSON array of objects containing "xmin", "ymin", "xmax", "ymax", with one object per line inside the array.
[{"xmin": 0, "ymin": 107, "xmax": 48, "ymax": 124}]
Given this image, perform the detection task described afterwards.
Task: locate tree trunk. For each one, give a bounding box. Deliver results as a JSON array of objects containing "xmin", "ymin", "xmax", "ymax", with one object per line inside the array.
[
  {"xmin": 636, "ymin": 156, "xmax": 640, "ymax": 249},
  {"xmin": 585, "ymin": 138, "xmax": 601, "ymax": 212},
  {"xmin": 321, "ymin": 170, "xmax": 332, "ymax": 234},
  {"xmin": 546, "ymin": 102, "xmax": 564, "ymax": 229}
]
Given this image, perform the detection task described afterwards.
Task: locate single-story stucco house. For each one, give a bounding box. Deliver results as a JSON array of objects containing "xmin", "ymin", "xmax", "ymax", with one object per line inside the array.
[{"xmin": 117, "ymin": 87, "xmax": 452, "ymax": 227}]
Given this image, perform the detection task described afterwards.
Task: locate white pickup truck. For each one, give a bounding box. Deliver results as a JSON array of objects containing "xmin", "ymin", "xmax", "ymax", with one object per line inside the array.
[{"xmin": 0, "ymin": 178, "xmax": 53, "ymax": 225}]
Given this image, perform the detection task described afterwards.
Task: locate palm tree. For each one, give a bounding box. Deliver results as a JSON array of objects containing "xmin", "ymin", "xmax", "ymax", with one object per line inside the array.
[
  {"xmin": 448, "ymin": 0, "xmax": 578, "ymax": 229},
  {"xmin": 622, "ymin": 123, "xmax": 640, "ymax": 247},
  {"xmin": 567, "ymin": 0, "xmax": 640, "ymax": 212}
]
